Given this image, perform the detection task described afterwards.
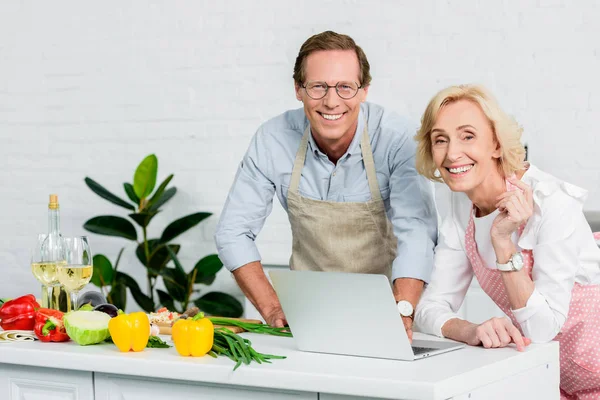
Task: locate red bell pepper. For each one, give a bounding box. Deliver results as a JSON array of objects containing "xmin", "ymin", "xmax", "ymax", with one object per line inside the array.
[
  {"xmin": 34, "ymin": 308, "xmax": 69, "ymax": 342},
  {"xmin": 0, "ymin": 294, "xmax": 40, "ymax": 331}
]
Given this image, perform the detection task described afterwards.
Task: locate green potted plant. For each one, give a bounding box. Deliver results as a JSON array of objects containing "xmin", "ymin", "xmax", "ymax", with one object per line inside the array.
[{"xmin": 83, "ymin": 154, "xmax": 243, "ymax": 317}]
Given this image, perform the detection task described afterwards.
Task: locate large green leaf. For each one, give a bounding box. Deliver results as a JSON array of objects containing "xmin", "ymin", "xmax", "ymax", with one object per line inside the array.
[
  {"xmin": 160, "ymin": 212, "xmax": 211, "ymax": 243},
  {"xmin": 146, "ymin": 174, "xmax": 173, "ymax": 211},
  {"xmin": 85, "ymin": 177, "xmax": 135, "ymax": 211},
  {"xmin": 91, "ymin": 254, "xmax": 114, "ymax": 287},
  {"xmin": 108, "ymin": 283, "xmax": 127, "ymax": 311},
  {"xmin": 166, "ymin": 246, "xmax": 186, "ymax": 276},
  {"xmin": 128, "ymin": 211, "xmax": 160, "ymax": 228},
  {"xmin": 161, "ymin": 267, "xmax": 188, "ymax": 303},
  {"xmin": 156, "ymin": 289, "xmax": 176, "ymax": 313},
  {"xmin": 116, "ymin": 271, "xmax": 154, "ymax": 312},
  {"xmin": 133, "ymin": 154, "xmax": 158, "ymax": 199},
  {"xmin": 84, "ymin": 216, "xmax": 138, "ymax": 240},
  {"xmin": 148, "ymin": 187, "xmax": 177, "ymax": 213},
  {"xmin": 191, "ymin": 254, "xmax": 223, "ymax": 285},
  {"xmin": 123, "ymin": 183, "xmax": 140, "ymax": 205},
  {"xmin": 135, "ymin": 240, "xmax": 181, "ymax": 275},
  {"xmin": 195, "ymin": 292, "xmax": 243, "ymax": 317}
]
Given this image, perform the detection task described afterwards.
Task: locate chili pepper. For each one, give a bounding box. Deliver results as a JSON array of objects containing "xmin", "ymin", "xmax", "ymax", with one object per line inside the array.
[
  {"xmin": 172, "ymin": 312, "xmax": 214, "ymax": 357},
  {"xmin": 0, "ymin": 294, "xmax": 40, "ymax": 331},
  {"xmin": 108, "ymin": 311, "xmax": 150, "ymax": 352},
  {"xmin": 33, "ymin": 308, "xmax": 70, "ymax": 342}
]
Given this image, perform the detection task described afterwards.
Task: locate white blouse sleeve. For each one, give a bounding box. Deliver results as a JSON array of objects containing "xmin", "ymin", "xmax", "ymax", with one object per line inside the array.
[
  {"xmin": 512, "ymin": 178, "xmax": 589, "ymax": 343},
  {"xmin": 415, "ymin": 185, "xmax": 474, "ymax": 337}
]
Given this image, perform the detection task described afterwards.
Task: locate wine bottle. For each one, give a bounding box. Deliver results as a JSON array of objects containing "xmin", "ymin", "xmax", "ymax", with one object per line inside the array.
[{"xmin": 41, "ymin": 194, "xmax": 70, "ymax": 312}]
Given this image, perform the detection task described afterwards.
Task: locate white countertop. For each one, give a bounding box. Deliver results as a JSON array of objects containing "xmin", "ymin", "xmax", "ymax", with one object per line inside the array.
[{"xmin": 0, "ymin": 332, "xmax": 559, "ymax": 400}]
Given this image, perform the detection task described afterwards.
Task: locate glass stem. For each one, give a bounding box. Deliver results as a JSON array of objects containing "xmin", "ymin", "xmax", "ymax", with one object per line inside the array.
[
  {"xmin": 46, "ymin": 285, "xmax": 54, "ymax": 309},
  {"xmin": 54, "ymin": 286, "xmax": 60, "ymax": 310},
  {"xmin": 70, "ymin": 291, "xmax": 77, "ymax": 312}
]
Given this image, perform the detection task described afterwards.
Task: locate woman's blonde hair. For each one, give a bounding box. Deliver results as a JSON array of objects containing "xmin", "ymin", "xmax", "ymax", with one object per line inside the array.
[{"xmin": 415, "ymin": 84, "xmax": 526, "ymax": 182}]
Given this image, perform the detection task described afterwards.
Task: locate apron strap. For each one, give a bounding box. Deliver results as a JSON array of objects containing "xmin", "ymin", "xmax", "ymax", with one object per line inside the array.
[
  {"xmin": 289, "ymin": 123, "xmax": 382, "ymax": 201},
  {"xmin": 360, "ymin": 125, "xmax": 382, "ymax": 201},
  {"xmin": 288, "ymin": 126, "xmax": 310, "ymax": 193}
]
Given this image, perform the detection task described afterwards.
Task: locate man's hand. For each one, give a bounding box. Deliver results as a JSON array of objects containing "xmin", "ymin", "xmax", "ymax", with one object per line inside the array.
[
  {"xmin": 232, "ymin": 261, "xmax": 287, "ymax": 327},
  {"xmin": 263, "ymin": 307, "xmax": 288, "ymax": 328},
  {"xmin": 393, "ymin": 277, "xmax": 424, "ymax": 343},
  {"xmin": 402, "ymin": 316, "xmax": 413, "ymax": 343}
]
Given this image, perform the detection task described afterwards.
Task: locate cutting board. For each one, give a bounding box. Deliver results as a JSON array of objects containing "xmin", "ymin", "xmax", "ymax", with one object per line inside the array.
[{"xmin": 155, "ymin": 317, "xmax": 263, "ymax": 335}]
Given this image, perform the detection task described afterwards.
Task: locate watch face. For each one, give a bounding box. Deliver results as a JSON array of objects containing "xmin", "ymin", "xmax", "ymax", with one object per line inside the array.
[
  {"xmin": 397, "ymin": 300, "xmax": 414, "ymax": 317},
  {"xmin": 512, "ymin": 252, "xmax": 524, "ymax": 270}
]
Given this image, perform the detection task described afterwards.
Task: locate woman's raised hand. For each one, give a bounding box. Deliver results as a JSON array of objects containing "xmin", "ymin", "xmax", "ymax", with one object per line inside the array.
[{"xmin": 491, "ymin": 178, "xmax": 534, "ymax": 241}]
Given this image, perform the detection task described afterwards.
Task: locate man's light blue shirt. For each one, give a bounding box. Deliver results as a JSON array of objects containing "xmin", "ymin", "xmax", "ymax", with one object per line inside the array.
[{"xmin": 215, "ymin": 102, "xmax": 437, "ymax": 283}]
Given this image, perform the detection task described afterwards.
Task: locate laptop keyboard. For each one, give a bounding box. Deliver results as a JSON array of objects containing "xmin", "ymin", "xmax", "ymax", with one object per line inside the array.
[{"xmin": 412, "ymin": 346, "xmax": 438, "ymax": 355}]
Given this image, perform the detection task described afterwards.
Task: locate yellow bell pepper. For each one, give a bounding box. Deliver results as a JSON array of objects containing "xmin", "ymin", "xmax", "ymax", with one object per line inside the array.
[
  {"xmin": 172, "ymin": 312, "xmax": 214, "ymax": 357},
  {"xmin": 108, "ymin": 311, "xmax": 150, "ymax": 352}
]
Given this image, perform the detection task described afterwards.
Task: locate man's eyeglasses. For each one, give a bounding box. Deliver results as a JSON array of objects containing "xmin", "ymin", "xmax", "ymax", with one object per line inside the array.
[{"xmin": 301, "ymin": 81, "xmax": 362, "ymax": 100}]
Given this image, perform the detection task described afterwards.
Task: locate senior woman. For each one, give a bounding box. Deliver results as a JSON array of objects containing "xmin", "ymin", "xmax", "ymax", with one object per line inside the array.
[{"xmin": 413, "ymin": 84, "xmax": 600, "ymax": 399}]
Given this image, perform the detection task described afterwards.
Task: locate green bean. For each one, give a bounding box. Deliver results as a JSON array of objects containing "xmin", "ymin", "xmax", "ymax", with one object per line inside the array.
[
  {"xmin": 232, "ymin": 333, "xmax": 252, "ymax": 362},
  {"xmin": 211, "ymin": 328, "xmax": 287, "ymax": 371},
  {"xmin": 233, "ymin": 359, "xmax": 242, "ymax": 371},
  {"xmin": 224, "ymin": 335, "xmax": 241, "ymax": 361}
]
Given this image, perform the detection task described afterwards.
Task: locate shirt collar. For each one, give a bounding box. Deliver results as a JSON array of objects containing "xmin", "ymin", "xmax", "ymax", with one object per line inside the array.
[{"xmin": 306, "ymin": 105, "xmax": 366, "ymax": 159}]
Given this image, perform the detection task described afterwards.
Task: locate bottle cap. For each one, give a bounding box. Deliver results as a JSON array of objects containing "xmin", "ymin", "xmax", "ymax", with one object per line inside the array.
[{"xmin": 49, "ymin": 194, "xmax": 59, "ymax": 210}]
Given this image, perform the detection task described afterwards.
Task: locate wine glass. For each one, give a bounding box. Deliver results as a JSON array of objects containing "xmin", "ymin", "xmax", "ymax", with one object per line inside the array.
[
  {"xmin": 58, "ymin": 236, "xmax": 93, "ymax": 312},
  {"xmin": 30, "ymin": 233, "xmax": 64, "ymax": 308}
]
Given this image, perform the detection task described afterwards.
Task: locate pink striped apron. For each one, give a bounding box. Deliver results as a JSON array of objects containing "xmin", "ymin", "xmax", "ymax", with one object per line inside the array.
[{"xmin": 465, "ymin": 187, "xmax": 600, "ymax": 399}]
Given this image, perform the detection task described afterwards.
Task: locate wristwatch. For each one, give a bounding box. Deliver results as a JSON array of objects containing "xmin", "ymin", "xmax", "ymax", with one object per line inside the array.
[
  {"xmin": 397, "ymin": 300, "xmax": 414, "ymax": 319},
  {"xmin": 496, "ymin": 252, "xmax": 524, "ymax": 272}
]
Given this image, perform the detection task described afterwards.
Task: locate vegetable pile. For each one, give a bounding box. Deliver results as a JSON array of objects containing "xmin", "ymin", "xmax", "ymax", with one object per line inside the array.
[{"xmin": 0, "ymin": 292, "xmax": 290, "ymax": 371}]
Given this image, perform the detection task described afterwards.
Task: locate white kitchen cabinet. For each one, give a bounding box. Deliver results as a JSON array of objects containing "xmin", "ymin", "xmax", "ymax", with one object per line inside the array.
[
  {"xmin": 0, "ymin": 364, "xmax": 94, "ymax": 400},
  {"xmin": 94, "ymin": 373, "xmax": 317, "ymax": 400},
  {"xmin": 0, "ymin": 330, "xmax": 560, "ymax": 399}
]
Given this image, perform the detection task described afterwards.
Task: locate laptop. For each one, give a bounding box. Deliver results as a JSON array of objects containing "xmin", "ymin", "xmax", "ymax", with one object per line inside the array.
[{"xmin": 269, "ymin": 270, "xmax": 465, "ymax": 361}]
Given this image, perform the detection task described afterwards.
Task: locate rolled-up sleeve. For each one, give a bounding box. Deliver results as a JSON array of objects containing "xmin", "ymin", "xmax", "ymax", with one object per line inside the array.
[
  {"xmin": 414, "ymin": 187, "xmax": 473, "ymax": 336},
  {"xmin": 512, "ymin": 192, "xmax": 582, "ymax": 343},
  {"xmin": 214, "ymin": 130, "xmax": 275, "ymax": 272},
  {"xmin": 388, "ymin": 127, "xmax": 438, "ymax": 283}
]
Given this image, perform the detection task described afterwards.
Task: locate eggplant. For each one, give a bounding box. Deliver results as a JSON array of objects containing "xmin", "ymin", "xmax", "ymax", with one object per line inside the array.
[
  {"xmin": 93, "ymin": 303, "xmax": 119, "ymax": 318},
  {"xmin": 77, "ymin": 291, "xmax": 107, "ymax": 309}
]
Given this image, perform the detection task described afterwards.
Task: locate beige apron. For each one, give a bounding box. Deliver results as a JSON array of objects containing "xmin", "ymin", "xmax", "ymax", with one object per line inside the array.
[{"xmin": 287, "ymin": 125, "xmax": 397, "ymax": 281}]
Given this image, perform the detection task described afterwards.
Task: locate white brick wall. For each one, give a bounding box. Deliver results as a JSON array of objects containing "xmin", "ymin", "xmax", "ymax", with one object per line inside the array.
[{"xmin": 1, "ymin": 1, "xmax": 599, "ymax": 310}]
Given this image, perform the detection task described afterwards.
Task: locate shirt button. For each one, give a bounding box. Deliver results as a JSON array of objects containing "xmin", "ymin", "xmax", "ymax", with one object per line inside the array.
[{"xmin": 332, "ymin": 172, "xmax": 336, "ymax": 176}]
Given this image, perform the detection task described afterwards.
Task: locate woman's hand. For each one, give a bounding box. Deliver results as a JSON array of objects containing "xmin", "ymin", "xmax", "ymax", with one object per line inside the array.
[
  {"xmin": 466, "ymin": 317, "xmax": 531, "ymax": 352},
  {"xmin": 491, "ymin": 178, "xmax": 534, "ymax": 244}
]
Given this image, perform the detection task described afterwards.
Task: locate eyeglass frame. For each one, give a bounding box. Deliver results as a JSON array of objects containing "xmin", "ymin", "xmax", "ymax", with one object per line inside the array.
[{"xmin": 300, "ymin": 81, "xmax": 363, "ymax": 100}]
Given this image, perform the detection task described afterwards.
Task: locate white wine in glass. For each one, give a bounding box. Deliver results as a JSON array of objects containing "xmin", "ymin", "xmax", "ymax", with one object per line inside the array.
[
  {"xmin": 31, "ymin": 233, "xmax": 66, "ymax": 308},
  {"xmin": 59, "ymin": 236, "xmax": 93, "ymax": 311}
]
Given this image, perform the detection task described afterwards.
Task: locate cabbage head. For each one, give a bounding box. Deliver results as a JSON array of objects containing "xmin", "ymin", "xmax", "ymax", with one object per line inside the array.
[{"xmin": 64, "ymin": 310, "xmax": 111, "ymax": 345}]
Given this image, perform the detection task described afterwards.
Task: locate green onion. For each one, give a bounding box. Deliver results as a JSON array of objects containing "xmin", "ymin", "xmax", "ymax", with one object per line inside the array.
[{"xmin": 208, "ymin": 317, "xmax": 292, "ymax": 337}]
